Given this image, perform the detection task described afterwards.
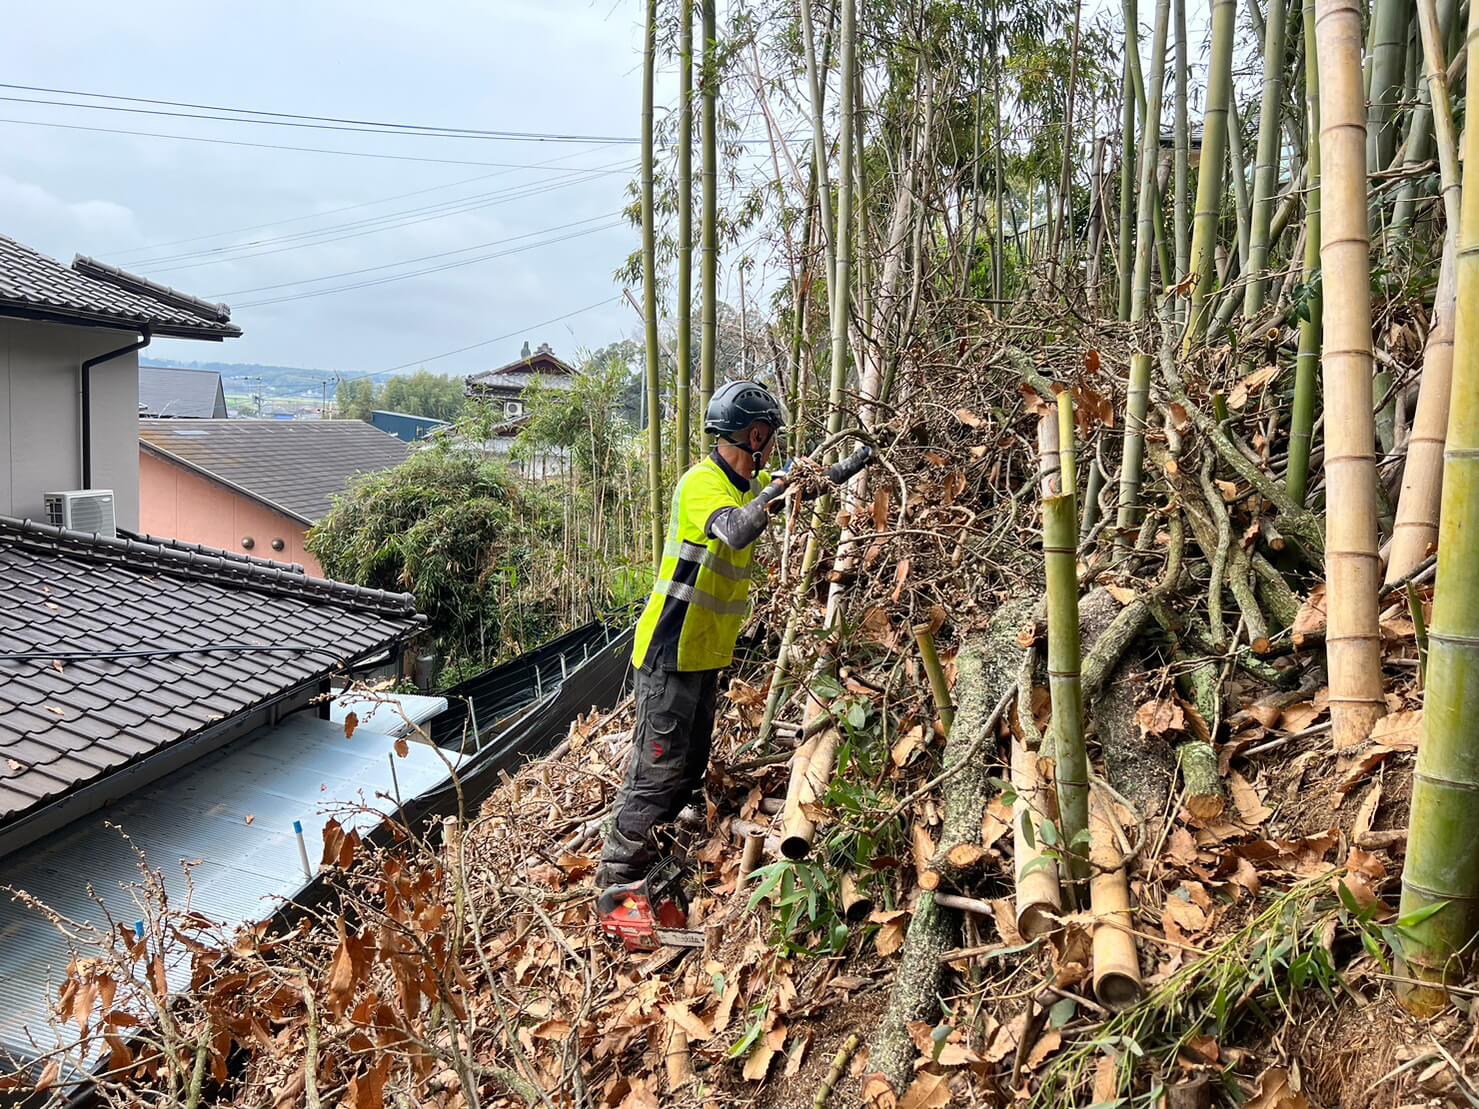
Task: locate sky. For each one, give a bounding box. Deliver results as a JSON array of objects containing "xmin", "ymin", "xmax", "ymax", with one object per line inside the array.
[{"xmin": 0, "ymin": 0, "xmax": 682, "ymax": 380}]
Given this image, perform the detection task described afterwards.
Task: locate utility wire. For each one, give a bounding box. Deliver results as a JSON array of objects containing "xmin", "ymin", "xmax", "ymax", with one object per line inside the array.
[
  {"xmin": 0, "ymin": 83, "xmax": 642, "ymax": 143},
  {"xmin": 113, "ymin": 143, "xmax": 613, "ymax": 260},
  {"xmin": 0, "ymin": 116, "xmax": 626, "ymax": 169},
  {"xmin": 358, "ymin": 298, "xmax": 619, "ymax": 378},
  {"xmin": 212, "ymin": 211, "xmax": 621, "ymax": 297},
  {"xmin": 145, "ymin": 164, "xmax": 630, "ymax": 273},
  {"xmin": 236, "ymin": 220, "xmax": 627, "ymax": 307}
]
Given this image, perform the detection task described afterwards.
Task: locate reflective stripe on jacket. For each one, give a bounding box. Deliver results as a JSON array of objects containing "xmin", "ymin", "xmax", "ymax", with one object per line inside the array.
[{"xmin": 631, "ymin": 455, "xmax": 769, "ymax": 671}]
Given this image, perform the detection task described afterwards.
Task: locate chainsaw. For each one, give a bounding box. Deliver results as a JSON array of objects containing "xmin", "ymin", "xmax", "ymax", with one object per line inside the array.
[{"xmin": 597, "ymin": 857, "xmax": 705, "ymax": 952}]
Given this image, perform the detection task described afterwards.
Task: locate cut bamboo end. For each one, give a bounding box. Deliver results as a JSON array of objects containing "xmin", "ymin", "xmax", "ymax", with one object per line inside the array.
[
  {"xmin": 840, "ymin": 871, "xmax": 873, "ymax": 923},
  {"xmin": 1011, "ymin": 740, "xmax": 1062, "ymax": 940},
  {"xmin": 738, "ymin": 832, "xmax": 766, "ymax": 883},
  {"xmin": 664, "ymin": 1023, "xmax": 694, "ymax": 1090},
  {"xmin": 780, "ymin": 718, "xmax": 840, "ymax": 860},
  {"xmin": 1089, "ymin": 798, "xmax": 1143, "ymax": 1010}
]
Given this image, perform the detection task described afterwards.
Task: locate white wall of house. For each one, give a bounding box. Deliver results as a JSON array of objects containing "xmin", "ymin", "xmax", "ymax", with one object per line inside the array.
[{"xmin": 0, "ymin": 318, "xmax": 141, "ymax": 530}]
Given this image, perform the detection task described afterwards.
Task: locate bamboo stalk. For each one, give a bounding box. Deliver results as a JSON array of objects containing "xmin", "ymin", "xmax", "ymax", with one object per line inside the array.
[
  {"xmin": 676, "ymin": 0, "xmax": 693, "ymax": 471},
  {"xmin": 1185, "ymin": 0, "xmax": 1236, "ymax": 348},
  {"xmin": 1057, "ymin": 388, "xmax": 1079, "ymax": 513},
  {"xmin": 1316, "ymin": 0, "xmax": 1387, "ymax": 749},
  {"xmin": 1367, "ymin": 0, "xmax": 1414, "ymax": 172},
  {"xmin": 1118, "ymin": 0, "xmax": 1170, "ymax": 551},
  {"xmin": 1172, "ymin": 0, "xmax": 1190, "ymax": 322},
  {"xmin": 1011, "ymin": 738, "xmax": 1063, "ymax": 939},
  {"xmin": 1045, "ymin": 493, "xmax": 1089, "ymax": 900},
  {"xmin": 1089, "ymin": 796, "xmax": 1143, "ymax": 1009},
  {"xmin": 812, "ymin": 1033, "xmax": 861, "ymax": 1109},
  {"xmin": 1226, "ymin": 108, "xmax": 1252, "ymax": 271},
  {"xmin": 640, "ymin": 0, "xmax": 664, "ymax": 569},
  {"xmin": 738, "ymin": 831, "xmax": 765, "ymax": 883},
  {"xmin": 1117, "ymin": 50, "xmax": 1136, "ymax": 321},
  {"xmin": 1244, "ymin": 0, "xmax": 1289, "ymax": 316},
  {"xmin": 1288, "ymin": 0, "xmax": 1323, "ymax": 506},
  {"xmin": 1396, "ymin": 0, "xmax": 1479, "ymax": 1011},
  {"xmin": 1387, "ymin": 0, "xmax": 1462, "ymax": 582},
  {"xmin": 664, "ymin": 1023, "xmax": 694, "ymax": 1091},
  {"xmin": 914, "ymin": 625, "xmax": 956, "ymax": 735},
  {"xmin": 699, "ymin": 0, "xmax": 719, "ymax": 447}
]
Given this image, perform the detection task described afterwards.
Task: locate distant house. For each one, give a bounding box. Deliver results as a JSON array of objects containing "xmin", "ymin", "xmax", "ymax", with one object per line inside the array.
[
  {"xmin": 139, "ymin": 419, "xmax": 410, "ymax": 574},
  {"xmin": 464, "ymin": 341, "xmax": 577, "ymax": 422},
  {"xmin": 0, "ymin": 234, "xmax": 240, "ymax": 532},
  {"xmin": 138, "ymin": 364, "xmax": 228, "ymax": 418},
  {"xmin": 370, "ymin": 408, "xmax": 450, "ymax": 443}
]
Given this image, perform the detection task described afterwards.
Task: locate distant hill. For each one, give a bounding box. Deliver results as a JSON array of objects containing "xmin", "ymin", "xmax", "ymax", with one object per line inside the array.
[{"xmin": 143, "ymin": 358, "xmax": 459, "ymax": 398}]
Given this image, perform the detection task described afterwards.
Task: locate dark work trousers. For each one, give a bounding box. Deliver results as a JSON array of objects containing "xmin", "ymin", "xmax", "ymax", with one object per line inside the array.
[{"xmin": 597, "ymin": 664, "xmax": 720, "ymax": 887}]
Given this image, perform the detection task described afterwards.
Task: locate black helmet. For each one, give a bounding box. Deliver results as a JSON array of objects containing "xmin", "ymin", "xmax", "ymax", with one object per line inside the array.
[{"xmin": 704, "ymin": 380, "xmax": 786, "ymax": 438}]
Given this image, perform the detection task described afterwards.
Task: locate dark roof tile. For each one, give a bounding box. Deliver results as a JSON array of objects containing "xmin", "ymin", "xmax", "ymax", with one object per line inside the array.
[
  {"xmin": 0, "ymin": 518, "xmax": 424, "ymax": 830},
  {"xmin": 0, "ymin": 237, "xmax": 241, "ymax": 339}
]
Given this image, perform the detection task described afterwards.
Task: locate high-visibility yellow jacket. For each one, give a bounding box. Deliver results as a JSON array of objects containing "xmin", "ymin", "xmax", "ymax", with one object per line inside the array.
[{"xmin": 632, "ymin": 454, "xmax": 770, "ymax": 671}]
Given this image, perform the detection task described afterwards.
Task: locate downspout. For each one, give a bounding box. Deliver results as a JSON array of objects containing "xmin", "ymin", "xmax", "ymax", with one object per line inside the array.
[{"xmin": 80, "ymin": 325, "xmax": 151, "ymax": 488}]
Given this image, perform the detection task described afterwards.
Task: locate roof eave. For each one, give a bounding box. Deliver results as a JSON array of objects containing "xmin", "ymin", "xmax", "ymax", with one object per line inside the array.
[{"xmin": 0, "ymin": 301, "xmax": 242, "ymax": 340}]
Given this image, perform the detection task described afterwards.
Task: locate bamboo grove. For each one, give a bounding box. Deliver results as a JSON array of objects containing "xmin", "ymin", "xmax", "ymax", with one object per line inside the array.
[{"xmin": 628, "ymin": 0, "xmax": 1479, "ymax": 1091}]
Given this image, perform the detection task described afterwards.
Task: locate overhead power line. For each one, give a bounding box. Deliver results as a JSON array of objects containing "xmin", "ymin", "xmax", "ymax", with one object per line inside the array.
[
  {"xmin": 235, "ymin": 220, "xmax": 627, "ymax": 308},
  {"xmin": 212, "ymin": 211, "xmax": 621, "ymax": 297},
  {"xmin": 359, "ymin": 297, "xmax": 618, "ymax": 378},
  {"xmin": 0, "ymin": 90, "xmax": 641, "ymax": 144},
  {"xmin": 112, "ymin": 143, "xmax": 613, "ymax": 260},
  {"xmin": 144, "ymin": 163, "xmax": 631, "ymax": 273}
]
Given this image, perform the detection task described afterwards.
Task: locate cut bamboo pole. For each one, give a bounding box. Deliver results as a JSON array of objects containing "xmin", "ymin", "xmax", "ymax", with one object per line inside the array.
[
  {"xmin": 913, "ymin": 625, "xmax": 955, "ymax": 735},
  {"xmin": 1316, "ymin": 0, "xmax": 1387, "ymax": 749},
  {"xmin": 1288, "ymin": 0, "xmax": 1322, "ymax": 506},
  {"xmin": 1089, "ymin": 796, "xmax": 1142, "ymax": 1009},
  {"xmin": 781, "ymin": 717, "xmax": 840, "ymax": 859},
  {"xmin": 1056, "ymin": 389, "xmax": 1078, "ymax": 511},
  {"xmin": 1011, "ymin": 739, "xmax": 1062, "ymax": 939},
  {"xmin": 738, "ymin": 831, "xmax": 765, "ymax": 882},
  {"xmin": 1396, "ymin": 0, "xmax": 1479, "ymax": 1013},
  {"xmin": 840, "ymin": 871, "xmax": 874, "ymax": 923},
  {"xmin": 664, "ymin": 1023, "xmax": 694, "ymax": 1090},
  {"xmin": 1387, "ymin": 0, "xmax": 1462, "ymax": 583},
  {"xmin": 1244, "ymin": 0, "xmax": 1288, "ymax": 317},
  {"xmin": 1045, "ymin": 493, "xmax": 1089, "ymax": 900},
  {"xmin": 1184, "ymin": 0, "xmax": 1236, "ymax": 348}
]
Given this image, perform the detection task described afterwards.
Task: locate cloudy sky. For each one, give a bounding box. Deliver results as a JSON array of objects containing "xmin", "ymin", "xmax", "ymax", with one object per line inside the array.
[{"xmin": 1, "ymin": 0, "xmax": 694, "ymax": 379}]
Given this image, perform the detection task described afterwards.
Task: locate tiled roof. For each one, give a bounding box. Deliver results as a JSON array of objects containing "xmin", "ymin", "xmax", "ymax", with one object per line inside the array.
[
  {"xmin": 0, "ymin": 237, "xmax": 241, "ymax": 340},
  {"xmin": 139, "ymin": 419, "xmax": 411, "ymax": 523},
  {"xmin": 139, "ymin": 365, "xmax": 228, "ymax": 418},
  {"xmin": 0, "ymin": 516, "xmax": 423, "ymax": 831},
  {"xmin": 466, "ymin": 348, "xmax": 577, "ymax": 393}
]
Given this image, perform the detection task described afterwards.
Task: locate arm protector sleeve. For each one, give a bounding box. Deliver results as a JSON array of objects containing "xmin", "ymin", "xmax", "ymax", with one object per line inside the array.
[{"xmin": 705, "ymin": 499, "xmax": 771, "ymax": 550}]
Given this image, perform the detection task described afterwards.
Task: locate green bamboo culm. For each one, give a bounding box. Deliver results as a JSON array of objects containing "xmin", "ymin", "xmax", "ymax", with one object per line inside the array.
[
  {"xmin": 640, "ymin": 0, "xmax": 664, "ymax": 569},
  {"xmin": 1395, "ymin": 0, "xmax": 1479, "ymax": 1014},
  {"xmin": 1115, "ymin": 0, "xmax": 1169, "ymax": 553},
  {"xmin": 1367, "ymin": 0, "xmax": 1414, "ymax": 172},
  {"xmin": 1183, "ymin": 0, "xmax": 1236, "ymax": 350},
  {"xmin": 1244, "ymin": 0, "xmax": 1289, "ymax": 317},
  {"xmin": 1172, "ymin": 0, "xmax": 1190, "ymax": 323},
  {"xmin": 1056, "ymin": 389, "xmax": 1078, "ymax": 518},
  {"xmin": 699, "ymin": 0, "xmax": 718, "ymax": 449},
  {"xmin": 823, "ymin": 0, "xmax": 855, "ymax": 450},
  {"xmin": 675, "ymin": 0, "xmax": 694, "ymax": 471},
  {"xmin": 1288, "ymin": 0, "xmax": 1322, "ymax": 506},
  {"xmin": 1116, "ymin": 48, "xmax": 1136, "ymax": 322},
  {"xmin": 1045, "ymin": 492, "xmax": 1089, "ymax": 903}
]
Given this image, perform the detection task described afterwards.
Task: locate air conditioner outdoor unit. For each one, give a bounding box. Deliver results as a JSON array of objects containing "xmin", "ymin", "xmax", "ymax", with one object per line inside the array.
[{"xmin": 44, "ymin": 490, "xmax": 116, "ymax": 538}]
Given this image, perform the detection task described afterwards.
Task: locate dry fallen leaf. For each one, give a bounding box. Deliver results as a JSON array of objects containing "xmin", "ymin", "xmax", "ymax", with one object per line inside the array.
[
  {"xmin": 1228, "ymin": 772, "xmax": 1273, "ymax": 828},
  {"xmin": 1135, "ymin": 699, "xmax": 1185, "ymax": 737},
  {"xmin": 1293, "ymin": 585, "xmax": 1328, "ymax": 648},
  {"xmin": 1245, "ymin": 1066, "xmax": 1309, "ymax": 1109},
  {"xmin": 1025, "ymin": 1028, "xmax": 1063, "ymax": 1070},
  {"xmin": 393, "ymin": 736, "xmax": 409, "ymax": 758},
  {"xmin": 742, "ymin": 1025, "xmax": 787, "ymax": 1082},
  {"xmin": 1368, "ymin": 709, "xmax": 1422, "ymax": 751},
  {"xmin": 244, "ymin": 814, "xmax": 255, "ymax": 826},
  {"xmin": 899, "ymin": 1071, "xmax": 951, "ymax": 1109},
  {"xmin": 664, "ymin": 1003, "xmax": 712, "ymax": 1042},
  {"xmin": 343, "ymin": 711, "xmax": 358, "ymax": 739}
]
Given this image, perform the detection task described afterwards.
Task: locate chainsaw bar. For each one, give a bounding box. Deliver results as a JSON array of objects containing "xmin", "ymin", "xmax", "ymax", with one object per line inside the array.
[{"xmin": 654, "ymin": 928, "xmax": 705, "ymax": 948}]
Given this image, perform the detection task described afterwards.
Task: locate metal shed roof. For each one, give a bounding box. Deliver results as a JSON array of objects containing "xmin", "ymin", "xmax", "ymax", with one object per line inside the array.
[{"xmin": 0, "ymin": 710, "xmax": 454, "ymax": 1070}]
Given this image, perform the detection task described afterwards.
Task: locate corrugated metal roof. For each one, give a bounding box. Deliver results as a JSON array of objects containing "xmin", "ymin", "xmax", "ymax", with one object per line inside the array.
[
  {"xmin": 330, "ymin": 692, "xmax": 447, "ymax": 736},
  {"xmin": 0, "ymin": 710, "xmax": 454, "ymax": 1069},
  {"xmin": 138, "ymin": 365, "xmax": 228, "ymax": 418}
]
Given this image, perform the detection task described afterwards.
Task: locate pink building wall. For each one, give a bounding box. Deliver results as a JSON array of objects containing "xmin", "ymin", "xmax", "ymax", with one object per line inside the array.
[{"xmin": 139, "ymin": 449, "xmax": 322, "ymax": 576}]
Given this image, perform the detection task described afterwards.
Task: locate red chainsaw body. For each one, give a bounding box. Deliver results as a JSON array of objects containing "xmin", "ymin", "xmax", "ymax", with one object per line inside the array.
[{"xmin": 597, "ymin": 858, "xmax": 689, "ymax": 953}]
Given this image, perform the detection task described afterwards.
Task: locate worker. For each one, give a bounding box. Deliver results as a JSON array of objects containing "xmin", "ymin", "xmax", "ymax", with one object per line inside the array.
[{"xmin": 596, "ymin": 379, "xmax": 798, "ymax": 945}]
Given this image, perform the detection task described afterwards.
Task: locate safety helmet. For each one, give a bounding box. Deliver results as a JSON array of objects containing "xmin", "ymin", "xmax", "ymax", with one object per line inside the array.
[{"xmin": 704, "ymin": 380, "xmax": 787, "ymax": 439}]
